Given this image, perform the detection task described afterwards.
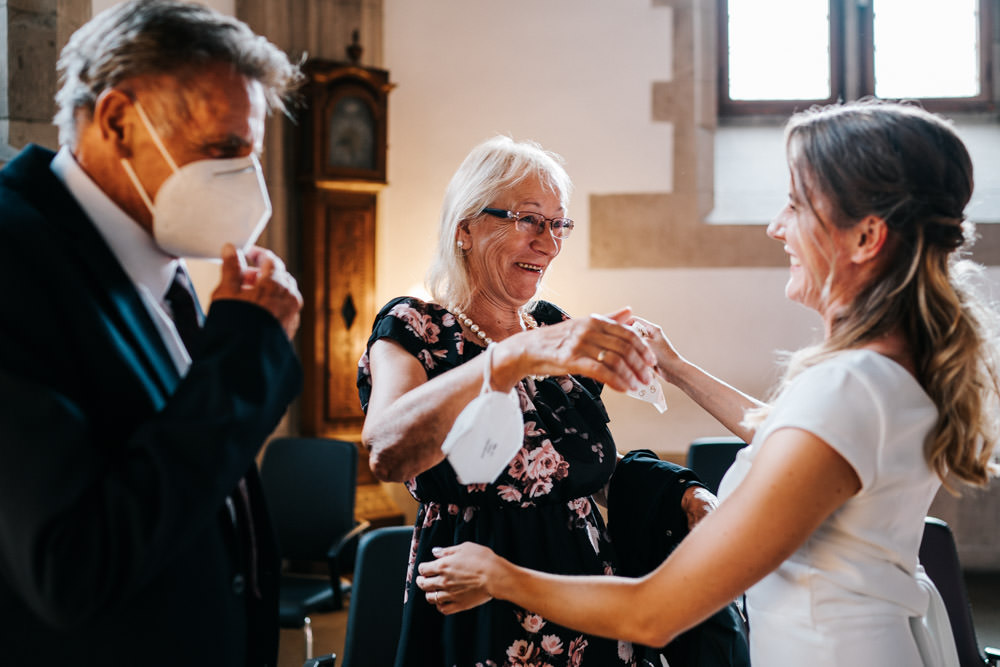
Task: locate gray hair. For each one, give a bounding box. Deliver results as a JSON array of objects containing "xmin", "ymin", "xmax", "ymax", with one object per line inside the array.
[
  {"xmin": 426, "ymin": 135, "xmax": 573, "ymax": 310},
  {"xmin": 55, "ymin": 0, "xmax": 302, "ymax": 146}
]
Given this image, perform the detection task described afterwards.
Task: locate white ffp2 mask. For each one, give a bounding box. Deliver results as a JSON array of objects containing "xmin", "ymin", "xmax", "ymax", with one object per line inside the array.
[
  {"xmin": 120, "ymin": 101, "xmax": 272, "ymax": 259},
  {"xmin": 440, "ymin": 344, "xmax": 524, "ymax": 485}
]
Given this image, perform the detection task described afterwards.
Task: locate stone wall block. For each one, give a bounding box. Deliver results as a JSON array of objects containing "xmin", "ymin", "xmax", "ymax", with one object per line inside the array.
[
  {"xmin": 9, "ymin": 5, "xmax": 57, "ymax": 122},
  {"xmin": 9, "ymin": 118, "xmax": 56, "ymax": 148},
  {"xmin": 1, "ymin": 2, "xmax": 8, "ymax": 120},
  {"xmin": 8, "ymin": 0, "xmax": 54, "ymax": 12}
]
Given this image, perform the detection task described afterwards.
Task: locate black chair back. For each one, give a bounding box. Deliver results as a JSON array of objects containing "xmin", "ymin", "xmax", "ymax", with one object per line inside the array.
[
  {"xmin": 261, "ymin": 437, "xmax": 358, "ymax": 561},
  {"xmin": 685, "ymin": 436, "xmax": 748, "ymax": 495},
  {"xmin": 261, "ymin": 437, "xmax": 369, "ymax": 657},
  {"xmin": 341, "ymin": 525, "xmax": 413, "ymax": 667},
  {"xmin": 919, "ymin": 517, "xmax": 988, "ymax": 667}
]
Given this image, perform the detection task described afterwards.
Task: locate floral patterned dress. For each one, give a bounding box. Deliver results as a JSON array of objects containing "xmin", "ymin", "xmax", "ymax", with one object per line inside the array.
[{"xmin": 358, "ymin": 296, "xmax": 639, "ymax": 667}]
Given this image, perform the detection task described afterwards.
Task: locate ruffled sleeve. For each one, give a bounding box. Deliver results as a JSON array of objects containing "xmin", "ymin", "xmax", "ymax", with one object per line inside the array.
[{"xmin": 356, "ymin": 296, "xmax": 465, "ymax": 413}]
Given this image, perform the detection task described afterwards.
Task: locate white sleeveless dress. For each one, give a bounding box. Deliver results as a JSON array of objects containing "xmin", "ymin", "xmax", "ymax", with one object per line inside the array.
[{"xmin": 718, "ymin": 350, "xmax": 960, "ymax": 667}]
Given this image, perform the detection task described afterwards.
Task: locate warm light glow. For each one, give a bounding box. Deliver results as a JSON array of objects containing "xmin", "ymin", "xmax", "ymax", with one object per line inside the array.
[
  {"xmin": 874, "ymin": 0, "xmax": 979, "ymax": 99},
  {"xmin": 728, "ymin": 0, "xmax": 830, "ymax": 101},
  {"xmin": 406, "ymin": 282, "xmax": 432, "ymax": 302},
  {"xmin": 727, "ymin": 0, "xmax": 981, "ymax": 102}
]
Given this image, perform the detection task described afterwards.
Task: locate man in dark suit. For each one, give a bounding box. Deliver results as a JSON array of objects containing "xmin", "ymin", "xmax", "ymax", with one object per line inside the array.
[{"xmin": 0, "ymin": 2, "xmax": 305, "ymax": 665}]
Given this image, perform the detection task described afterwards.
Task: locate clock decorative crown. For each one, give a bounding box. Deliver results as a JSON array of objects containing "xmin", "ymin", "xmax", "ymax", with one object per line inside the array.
[{"xmin": 299, "ymin": 40, "xmax": 392, "ymax": 184}]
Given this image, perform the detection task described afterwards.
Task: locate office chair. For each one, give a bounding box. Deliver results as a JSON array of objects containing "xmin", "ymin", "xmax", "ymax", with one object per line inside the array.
[
  {"xmin": 340, "ymin": 525, "xmax": 413, "ymax": 667},
  {"xmin": 685, "ymin": 436, "xmax": 748, "ymax": 495},
  {"xmin": 920, "ymin": 517, "xmax": 1000, "ymax": 667},
  {"xmin": 260, "ymin": 437, "xmax": 371, "ymax": 659}
]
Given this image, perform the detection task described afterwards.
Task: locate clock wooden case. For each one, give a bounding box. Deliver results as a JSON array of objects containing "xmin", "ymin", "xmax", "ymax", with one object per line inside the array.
[{"xmin": 296, "ymin": 57, "xmax": 402, "ymax": 525}]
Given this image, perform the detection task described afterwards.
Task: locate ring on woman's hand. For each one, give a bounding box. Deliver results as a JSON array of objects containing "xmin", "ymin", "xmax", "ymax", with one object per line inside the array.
[{"xmin": 597, "ymin": 349, "xmax": 607, "ymax": 363}]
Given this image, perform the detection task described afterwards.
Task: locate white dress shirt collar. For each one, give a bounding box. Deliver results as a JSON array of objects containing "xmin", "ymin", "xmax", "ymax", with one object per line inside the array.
[{"xmin": 50, "ymin": 146, "xmax": 180, "ymax": 300}]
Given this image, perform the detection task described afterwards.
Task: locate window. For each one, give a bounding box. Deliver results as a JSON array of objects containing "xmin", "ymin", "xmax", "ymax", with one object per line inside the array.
[{"xmin": 719, "ymin": 0, "xmax": 994, "ymax": 116}]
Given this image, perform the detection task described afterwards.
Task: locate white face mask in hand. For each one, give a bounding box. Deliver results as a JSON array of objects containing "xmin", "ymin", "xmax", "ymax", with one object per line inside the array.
[
  {"xmin": 627, "ymin": 378, "xmax": 668, "ymax": 413},
  {"xmin": 120, "ymin": 101, "xmax": 272, "ymax": 259},
  {"xmin": 441, "ymin": 344, "xmax": 524, "ymax": 485},
  {"xmin": 624, "ymin": 322, "xmax": 668, "ymax": 413}
]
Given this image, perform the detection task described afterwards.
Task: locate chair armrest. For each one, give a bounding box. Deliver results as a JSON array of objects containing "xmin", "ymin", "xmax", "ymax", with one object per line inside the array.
[
  {"xmin": 323, "ymin": 519, "xmax": 372, "ymax": 610},
  {"xmin": 303, "ymin": 653, "xmax": 337, "ymax": 667},
  {"xmin": 327, "ymin": 519, "xmax": 372, "ymax": 574},
  {"xmin": 985, "ymin": 646, "xmax": 1000, "ymax": 666},
  {"xmin": 328, "ymin": 519, "xmax": 372, "ymax": 558}
]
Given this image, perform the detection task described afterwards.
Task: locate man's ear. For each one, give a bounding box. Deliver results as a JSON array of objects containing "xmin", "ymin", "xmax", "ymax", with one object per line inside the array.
[
  {"xmin": 851, "ymin": 215, "xmax": 889, "ymax": 264},
  {"xmin": 92, "ymin": 88, "xmax": 135, "ymax": 157}
]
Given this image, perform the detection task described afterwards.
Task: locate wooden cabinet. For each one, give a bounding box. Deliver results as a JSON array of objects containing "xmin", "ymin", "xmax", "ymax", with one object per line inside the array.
[
  {"xmin": 297, "ymin": 57, "xmax": 402, "ymax": 526},
  {"xmin": 299, "ymin": 187, "xmax": 375, "ymax": 438}
]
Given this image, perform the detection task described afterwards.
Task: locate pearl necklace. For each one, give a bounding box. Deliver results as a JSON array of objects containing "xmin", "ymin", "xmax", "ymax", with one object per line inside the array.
[
  {"xmin": 450, "ymin": 305, "xmax": 494, "ymax": 345},
  {"xmin": 449, "ymin": 305, "xmax": 547, "ymax": 381}
]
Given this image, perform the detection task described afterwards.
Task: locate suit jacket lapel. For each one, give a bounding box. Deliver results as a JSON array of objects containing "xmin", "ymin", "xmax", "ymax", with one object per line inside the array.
[{"xmin": 8, "ymin": 146, "xmax": 181, "ymax": 402}]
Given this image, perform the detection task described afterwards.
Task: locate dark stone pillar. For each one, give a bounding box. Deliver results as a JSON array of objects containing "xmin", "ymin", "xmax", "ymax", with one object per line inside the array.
[{"xmin": 0, "ymin": 0, "xmax": 88, "ymax": 166}]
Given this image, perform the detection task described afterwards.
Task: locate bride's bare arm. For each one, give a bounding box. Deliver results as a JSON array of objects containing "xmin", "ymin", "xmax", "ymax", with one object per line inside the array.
[
  {"xmin": 417, "ymin": 428, "xmax": 859, "ymax": 646},
  {"xmin": 631, "ymin": 316, "xmax": 764, "ymax": 443}
]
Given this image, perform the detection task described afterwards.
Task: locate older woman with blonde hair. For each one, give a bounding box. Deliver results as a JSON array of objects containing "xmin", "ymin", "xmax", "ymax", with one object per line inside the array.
[
  {"xmin": 417, "ymin": 101, "xmax": 1000, "ymax": 667},
  {"xmin": 357, "ymin": 135, "xmax": 701, "ymax": 666}
]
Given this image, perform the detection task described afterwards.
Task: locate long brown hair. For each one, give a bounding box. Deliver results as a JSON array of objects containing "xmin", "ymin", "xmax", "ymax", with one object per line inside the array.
[{"xmin": 758, "ymin": 100, "xmax": 999, "ymax": 489}]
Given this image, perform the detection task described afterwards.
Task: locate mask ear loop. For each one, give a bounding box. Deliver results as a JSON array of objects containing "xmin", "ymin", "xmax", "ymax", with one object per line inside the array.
[
  {"xmin": 132, "ymin": 101, "xmax": 180, "ymax": 172},
  {"xmin": 119, "ymin": 100, "xmax": 181, "ymax": 217},
  {"xmin": 119, "ymin": 159, "xmax": 156, "ymax": 214},
  {"xmin": 481, "ymin": 343, "xmax": 496, "ymax": 395}
]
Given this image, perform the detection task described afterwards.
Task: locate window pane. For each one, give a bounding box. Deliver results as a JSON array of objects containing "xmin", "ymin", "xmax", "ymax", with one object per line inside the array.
[
  {"xmin": 874, "ymin": 0, "xmax": 979, "ymax": 99},
  {"xmin": 727, "ymin": 0, "xmax": 830, "ymax": 100}
]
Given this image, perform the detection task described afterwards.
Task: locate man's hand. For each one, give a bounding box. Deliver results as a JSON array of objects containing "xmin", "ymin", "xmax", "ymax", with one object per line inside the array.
[
  {"xmin": 681, "ymin": 485, "xmax": 719, "ymax": 530},
  {"xmin": 211, "ymin": 243, "xmax": 302, "ymax": 340}
]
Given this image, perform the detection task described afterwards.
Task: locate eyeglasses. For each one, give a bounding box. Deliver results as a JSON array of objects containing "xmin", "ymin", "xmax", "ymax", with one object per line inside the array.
[{"xmin": 482, "ymin": 207, "xmax": 574, "ymax": 240}]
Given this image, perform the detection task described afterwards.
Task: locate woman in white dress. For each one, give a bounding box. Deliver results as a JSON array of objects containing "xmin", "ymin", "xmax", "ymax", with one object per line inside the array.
[{"xmin": 414, "ymin": 99, "xmax": 1000, "ymax": 666}]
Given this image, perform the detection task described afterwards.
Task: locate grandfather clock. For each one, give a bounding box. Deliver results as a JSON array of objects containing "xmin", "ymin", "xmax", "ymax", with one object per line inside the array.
[{"xmin": 297, "ymin": 40, "xmax": 402, "ymax": 526}]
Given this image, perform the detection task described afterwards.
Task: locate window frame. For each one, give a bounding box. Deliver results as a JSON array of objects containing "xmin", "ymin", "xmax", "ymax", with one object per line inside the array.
[{"xmin": 718, "ymin": 0, "xmax": 996, "ymax": 117}]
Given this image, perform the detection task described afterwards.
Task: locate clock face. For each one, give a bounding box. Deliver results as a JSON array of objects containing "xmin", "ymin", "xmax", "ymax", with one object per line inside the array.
[{"xmin": 327, "ymin": 95, "xmax": 376, "ymax": 170}]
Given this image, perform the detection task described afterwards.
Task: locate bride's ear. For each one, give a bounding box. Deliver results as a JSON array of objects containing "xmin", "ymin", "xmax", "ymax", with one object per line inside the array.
[{"xmin": 849, "ymin": 215, "xmax": 889, "ymax": 264}]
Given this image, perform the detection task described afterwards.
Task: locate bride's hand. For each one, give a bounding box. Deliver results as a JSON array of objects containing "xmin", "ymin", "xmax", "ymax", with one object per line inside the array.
[
  {"xmin": 416, "ymin": 543, "xmax": 505, "ymax": 615},
  {"xmin": 627, "ymin": 315, "xmax": 685, "ymax": 383}
]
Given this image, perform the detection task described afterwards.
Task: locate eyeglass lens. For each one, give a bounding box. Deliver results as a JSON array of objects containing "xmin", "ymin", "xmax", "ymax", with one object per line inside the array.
[{"xmin": 515, "ymin": 213, "xmax": 574, "ymax": 239}]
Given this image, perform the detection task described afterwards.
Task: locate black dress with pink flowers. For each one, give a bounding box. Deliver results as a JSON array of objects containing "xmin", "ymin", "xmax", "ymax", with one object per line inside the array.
[{"xmin": 358, "ymin": 296, "xmax": 640, "ymax": 667}]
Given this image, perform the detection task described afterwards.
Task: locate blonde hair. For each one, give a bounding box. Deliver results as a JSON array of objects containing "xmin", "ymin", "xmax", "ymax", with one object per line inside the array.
[
  {"xmin": 425, "ymin": 135, "xmax": 572, "ymax": 311},
  {"xmin": 749, "ymin": 100, "xmax": 1000, "ymax": 490}
]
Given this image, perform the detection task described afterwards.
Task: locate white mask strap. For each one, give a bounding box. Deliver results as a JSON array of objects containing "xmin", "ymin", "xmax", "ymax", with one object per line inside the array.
[
  {"xmin": 119, "ymin": 157, "xmax": 156, "ymax": 215},
  {"xmin": 132, "ymin": 100, "xmax": 180, "ymax": 172},
  {"xmin": 481, "ymin": 343, "xmax": 496, "ymax": 394}
]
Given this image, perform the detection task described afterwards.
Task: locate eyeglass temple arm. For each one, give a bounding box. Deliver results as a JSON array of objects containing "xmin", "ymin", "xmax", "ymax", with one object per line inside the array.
[{"xmin": 482, "ymin": 207, "xmax": 516, "ymax": 219}]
